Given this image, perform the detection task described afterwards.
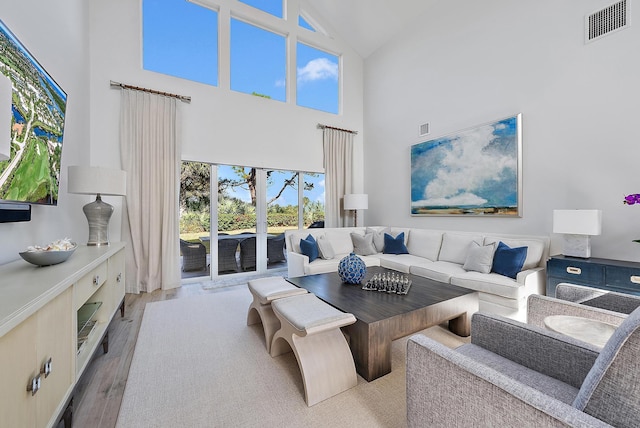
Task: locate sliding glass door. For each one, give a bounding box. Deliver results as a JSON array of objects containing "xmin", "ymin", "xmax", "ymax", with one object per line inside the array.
[{"xmin": 179, "ymin": 161, "xmax": 324, "ymax": 281}]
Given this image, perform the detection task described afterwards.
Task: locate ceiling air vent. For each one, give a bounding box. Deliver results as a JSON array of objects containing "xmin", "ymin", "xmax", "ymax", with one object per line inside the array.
[
  {"xmin": 419, "ymin": 122, "xmax": 430, "ymax": 137},
  {"xmin": 586, "ymin": 0, "xmax": 628, "ymax": 43}
]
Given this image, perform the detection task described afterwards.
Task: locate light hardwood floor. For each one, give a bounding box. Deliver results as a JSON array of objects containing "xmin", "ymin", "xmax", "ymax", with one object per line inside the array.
[{"xmin": 56, "ymin": 282, "xmax": 241, "ymax": 428}]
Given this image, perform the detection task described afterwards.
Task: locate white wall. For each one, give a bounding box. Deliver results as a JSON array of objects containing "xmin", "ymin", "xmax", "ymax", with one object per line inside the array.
[
  {"xmin": 0, "ymin": 0, "xmax": 89, "ymax": 264},
  {"xmin": 88, "ymin": 0, "xmax": 365, "ymax": 201},
  {"xmin": 364, "ymin": 0, "xmax": 640, "ymax": 262}
]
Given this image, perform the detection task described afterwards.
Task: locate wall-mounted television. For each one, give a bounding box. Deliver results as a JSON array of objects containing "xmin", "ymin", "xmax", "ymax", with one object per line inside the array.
[{"xmin": 0, "ymin": 18, "xmax": 67, "ymax": 207}]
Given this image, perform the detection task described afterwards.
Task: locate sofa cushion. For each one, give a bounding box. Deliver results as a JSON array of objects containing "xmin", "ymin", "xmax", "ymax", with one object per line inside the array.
[
  {"xmin": 316, "ymin": 235, "xmax": 335, "ymax": 260},
  {"xmin": 351, "ymin": 232, "xmax": 377, "ymax": 256},
  {"xmin": 390, "ymin": 228, "xmax": 411, "ymax": 245},
  {"xmin": 289, "ymin": 231, "xmax": 318, "ymax": 254},
  {"xmin": 463, "ymin": 242, "xmax": 497, "ymax": 274},
  {"xmin": 492, "ymin": 242, "xmax": 528, "ymax": 279},
  {"xmin": 456, "ymin": 343, "xmax": 579, "ymax": 405},
  {"xmin": 410, "ymin": 261, "xmax": 466, "ymax": 284},
  {"xmin": 438, "ymin": 233, "xmax": 483, "ymax": 265},
  {"xmin": 326, "ymin": 230, "xmax": 354, "ymax": 254},
  {"xmin": 300, "ymin": 235, "xmax": 318, "ymax": 262},
  {"xmin": 484, "ymin": 236, "xmax": 545, "ymax": 270},
  {"xmin": 451, "ymin": 271, "xmax": 523, "ymax": 300},
  {"xmin": 377, "ymin": 254, "xmax": 427, "ymax": 273},
  {"xmin": 306, "ymin": 253, "xmax": 381, "ymax": 275},
  {"xmin": 407, "ymin": 229, "xmax": 442, "ymax": 261},
  {"xmin": 384, "ymin": 232, "xmax": 409, "ymax": 254},
  {"xmin": 366, "ymin": 227, "xmax": 390, "ymax": 252}
]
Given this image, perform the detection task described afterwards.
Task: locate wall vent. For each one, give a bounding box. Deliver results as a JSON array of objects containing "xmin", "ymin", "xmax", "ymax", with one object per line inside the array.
[
  {"xmin": 419, "ymin": 122, "xmax": 430, "ymax": 137},
  {"xmin": 586, "ymin": 0, "xmax": 628, "ymax": 43}
]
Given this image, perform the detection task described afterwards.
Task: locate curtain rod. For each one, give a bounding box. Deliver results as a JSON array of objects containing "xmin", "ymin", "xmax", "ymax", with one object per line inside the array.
[
  {"xmin": 110, "ymin": 80, "xmax": 191, "ymax": 103},
  {"xmin": 317, "ymin": 123, "xmax": 358, "ymax": 135}
]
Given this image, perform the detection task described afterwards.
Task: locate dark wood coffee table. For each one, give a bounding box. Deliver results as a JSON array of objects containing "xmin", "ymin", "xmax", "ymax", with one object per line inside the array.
[{"xmin": 286, "ymin": 266, "xmax": 478, "ymax": 381}]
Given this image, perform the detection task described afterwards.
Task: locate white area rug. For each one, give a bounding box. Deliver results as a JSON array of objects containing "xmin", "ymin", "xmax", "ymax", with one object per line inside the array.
[{"xmin": 116, "ymin": 285, "xmax": 467, "ymax": 427}]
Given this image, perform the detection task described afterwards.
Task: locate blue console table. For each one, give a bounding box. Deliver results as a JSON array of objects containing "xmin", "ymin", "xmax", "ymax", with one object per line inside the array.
[{"xmin": 546, "ymin": 255, "xmax": 640, "ymax": 297}]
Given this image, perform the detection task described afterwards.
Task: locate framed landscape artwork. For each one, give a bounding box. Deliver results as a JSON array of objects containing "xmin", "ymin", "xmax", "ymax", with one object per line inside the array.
[{"xmin": 411, "ymin": 114, "xmax": 522, "ymax": 217}]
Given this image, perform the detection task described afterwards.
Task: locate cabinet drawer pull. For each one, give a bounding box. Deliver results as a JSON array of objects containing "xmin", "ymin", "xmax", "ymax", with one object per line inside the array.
[
  {"xmin": 566, "ymin": 267, "xmax": 582, "ymax": 275},
  {"xmin": 40, "ymin": 357, "xmax": 52, "ymax": 378},
  {"xmin": 631, "ymin": 276, "xmax": 640, "ymax": 284},
  {"xmin": 93, "ymin": 275, "xmax": 100, "ymax": 286},
  {"xmin": 27, "ymin": 374, "xmax": 41, "ymax": 396},
  {"xmin": 116, "ymin": 273, "xmax": 122, "ymax": 283}
]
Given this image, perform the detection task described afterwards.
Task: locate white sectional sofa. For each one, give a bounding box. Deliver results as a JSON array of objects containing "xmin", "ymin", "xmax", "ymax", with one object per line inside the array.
[{"xmin": 285, "ymin": 227, "xmax": 550, "ymax": 322}]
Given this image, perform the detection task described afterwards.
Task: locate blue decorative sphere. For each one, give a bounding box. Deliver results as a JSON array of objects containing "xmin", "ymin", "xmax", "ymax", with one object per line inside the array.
[{"xmin": 338, "ymin": 253, "xmax": 367, "ymax": 284}]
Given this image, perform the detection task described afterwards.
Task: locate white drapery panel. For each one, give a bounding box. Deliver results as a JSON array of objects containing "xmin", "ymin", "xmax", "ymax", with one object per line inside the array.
[
  {"xmin": 323, "ymin": 128, "xmax": 354, "ymax": 228},
  {"xmin": 119, "ymin": 89, "xmax": 181, "ymax": 293}
]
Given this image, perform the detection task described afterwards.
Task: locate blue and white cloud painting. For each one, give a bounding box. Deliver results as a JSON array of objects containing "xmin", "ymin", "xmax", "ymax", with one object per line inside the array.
[{"xmin": 411, "ymin": 115, "xmax": 521, "ymax": 216}]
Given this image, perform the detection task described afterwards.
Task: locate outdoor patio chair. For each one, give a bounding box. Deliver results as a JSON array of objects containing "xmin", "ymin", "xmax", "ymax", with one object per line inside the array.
[
  {"xmin": 240, "ymin": 236, "xmax": 257, "ymax": 271},
  {"xmin": 267, "ymin": 233, "xmax": 286, "ymax": 265},
  {"xmin": 180, "ymin": 239, "xmax": 207, "ymax": 272},
  {"xmin": 218, "ymin": 238, "xmax": 239, "ymax": 273}
]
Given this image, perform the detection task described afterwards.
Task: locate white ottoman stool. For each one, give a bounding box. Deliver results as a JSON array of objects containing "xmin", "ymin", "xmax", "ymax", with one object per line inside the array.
[
  {"xmin": 247, "ymin": 276, "xmax": 307, "ymax": 352},
  {"xmin": 270, "ymin": 293, "xmax": 357, "ymax": 406}
]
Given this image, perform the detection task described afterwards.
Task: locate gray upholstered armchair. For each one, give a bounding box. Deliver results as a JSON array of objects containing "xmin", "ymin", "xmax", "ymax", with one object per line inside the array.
[
  {"xmin": 554, "ymin": 282, "xmax": 640, "ymax": 315},
  {"xmin": 406, "ymin": 300, "xmax": 640, "ymax": 427}
]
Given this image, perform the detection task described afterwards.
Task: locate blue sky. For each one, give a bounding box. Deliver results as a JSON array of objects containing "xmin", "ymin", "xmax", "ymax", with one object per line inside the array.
[{"xmin": 143, "ymin": 0, "xmax": 338, "ymax": 113}]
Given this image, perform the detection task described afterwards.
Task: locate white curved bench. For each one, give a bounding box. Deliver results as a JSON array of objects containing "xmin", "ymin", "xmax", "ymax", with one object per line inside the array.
[
  {"xmin": 270, "ymin": 293, "xmax": 357, "ymax": 406},
  {"xmin": 246, "ymin": 276, "xmax": 307, "ymax": 352}
]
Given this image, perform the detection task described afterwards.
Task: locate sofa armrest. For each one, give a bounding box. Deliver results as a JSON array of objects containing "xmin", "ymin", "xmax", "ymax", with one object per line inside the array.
[
  {"xmin": 517, "ymin": 266, "xmax": 546, "ymax": 294},
  {"xmin": 286, "ymin": 251, "xmax": 308, "ymax": 278},
  {"xmin": 406, "ymin": 335, "xmax": 612, "ymax": 428},
  {"xmin": 470, "ymin": 312, "xmax": 598, "ymax": 388},
  {"xmin": 527, "ymin": 294, "xmax": 627, "ymax": 329}
]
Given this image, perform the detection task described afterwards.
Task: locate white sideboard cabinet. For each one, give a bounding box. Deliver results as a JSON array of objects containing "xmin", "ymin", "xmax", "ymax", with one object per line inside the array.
[{"xmin": 0, "ymin": 243, "xmax": 125, "ymax": 428}]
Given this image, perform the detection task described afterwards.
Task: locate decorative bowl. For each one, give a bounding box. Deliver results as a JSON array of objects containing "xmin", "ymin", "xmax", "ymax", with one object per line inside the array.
[{"xmin": 20, "ymin": 244, "xmax": 77, "ymax": 266}]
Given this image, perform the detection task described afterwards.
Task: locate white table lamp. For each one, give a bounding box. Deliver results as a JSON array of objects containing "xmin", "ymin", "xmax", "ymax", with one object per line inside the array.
[
  {"xmin": 68, "ymin": 166, "xmax": 126, "ymax": 246},
  {"xmin": 553, "ymin": 209, "xmax": 602, "ymax": 258},
  {"xmin": 344, "ymin": 194, "xmax": 368, "ymax": 227},
  {"xmin": 0, "ymin": 74, "xmax": 13, "ymax": 161}
]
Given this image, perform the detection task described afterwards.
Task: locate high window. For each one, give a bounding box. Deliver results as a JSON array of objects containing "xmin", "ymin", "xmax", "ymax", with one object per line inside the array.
[
  {"xmin": 142, "ymin": 0, "xmax": 218, "ymax": 86},
  {"xmin": 297, "ymin": 43, "xmax": 339, "ymax": 114},
  {"xmin": 238, "ymin": 0, "xmax": 283, "ymax": 18},
  {"xmin": 230, "ymin": 19, "xmax": 286, "ymax": 101},
  {"xmin": 142, "ymin": 0, "xmax": 342, "ymax": 114}
]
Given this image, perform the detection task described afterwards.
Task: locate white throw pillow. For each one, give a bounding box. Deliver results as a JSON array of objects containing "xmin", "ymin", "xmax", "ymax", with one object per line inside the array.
[
  {"xmin": 463, "ymin": 241, "xmax": 496, "ymax": 273},
  {"xmin": 366, "ymin": 227, "xmax": 390, "ymax": 252},
  {"xmin": 316, "ymin": 235, "xmax": 335, "ymax": 260},
  {"xmin": 351, "ymin": 232, "xmax": 377, "ymax": 256}
]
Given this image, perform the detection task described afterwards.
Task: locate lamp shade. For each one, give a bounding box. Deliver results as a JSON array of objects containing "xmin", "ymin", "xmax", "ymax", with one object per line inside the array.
[
  {"xmin": 553, "ymin": 210, "xmax": 602, "ymax": 235},
  {"xmin": 0, "ymin": 74, "xmax": 12, "ymax": 161},
  {"xmin": 68, "ymin": 166, "xmax": 126, "ymax": 196},
  {"xmin": 344, "ymin": 194, "xmax": 368, "ymax": 210}
]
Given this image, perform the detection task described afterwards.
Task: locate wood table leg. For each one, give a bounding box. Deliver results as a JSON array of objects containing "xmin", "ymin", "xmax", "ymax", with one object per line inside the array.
[
  {"xmin": 447, "ymin": 293, "xmax": 478, "ymax": 337},
  {"xmin": 345, "ymin": 320, "xmax": 392, "ymax": 382}
]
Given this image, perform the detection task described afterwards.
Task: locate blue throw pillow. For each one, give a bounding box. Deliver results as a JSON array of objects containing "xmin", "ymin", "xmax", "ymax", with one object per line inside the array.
[
  {"xmin": 300, "ymin": 234, "xmax": 318, "ymax": 262},
  {"xmin": 491, "ymin": 241, "xmax": 528, "ymax": 279},
  {"xmin": 383, "ymin": 232, "xmax": 409, "ymax": 255}
]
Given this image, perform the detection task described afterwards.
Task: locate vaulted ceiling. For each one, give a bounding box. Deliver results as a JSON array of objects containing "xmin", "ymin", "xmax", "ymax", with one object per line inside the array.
[{"xmin": 308, "ymin": 0, "xmax": 438, "ymax": 58}]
